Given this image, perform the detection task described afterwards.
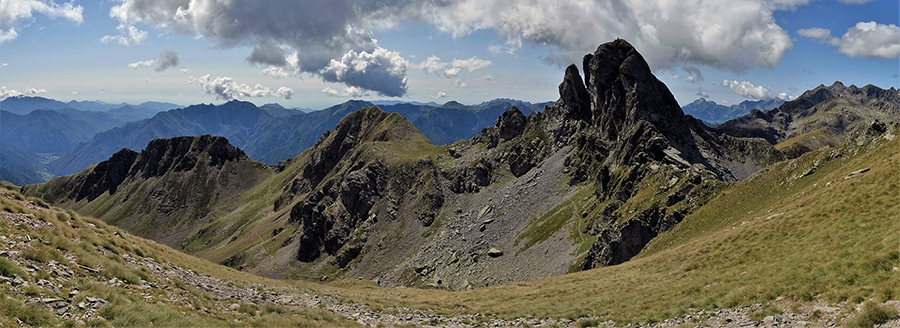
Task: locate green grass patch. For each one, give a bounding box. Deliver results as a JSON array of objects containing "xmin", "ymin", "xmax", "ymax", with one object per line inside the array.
[
  {"xmin": 0, "ymin": 258, "xmax": 26, "ymax": 277},
  {"xmin": 847, "ymin": 301, "xmax": 899, "ymax": 328}
]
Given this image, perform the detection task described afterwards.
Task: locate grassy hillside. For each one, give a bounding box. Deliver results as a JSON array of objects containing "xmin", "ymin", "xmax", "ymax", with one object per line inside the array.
[{"xmin": 0, "ymin": 184, "xmax": 355, "ymax": 327}]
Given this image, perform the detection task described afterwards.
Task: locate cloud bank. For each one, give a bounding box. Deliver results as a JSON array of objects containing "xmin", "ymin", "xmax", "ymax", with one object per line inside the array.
[
  {"xmin": 799, "ymin": 21, "xmax": 900, "ymax": 59},
  {"xmin": 191, "ymin": 75, "xmax": 293, "ymax": 100},
  {"xmin": 722, "ymin": 80, "xmax": 771, "ymax": 100},
  {"xmin": 106, "ymin": 0, "xmax": 816, "ymax": 95}
]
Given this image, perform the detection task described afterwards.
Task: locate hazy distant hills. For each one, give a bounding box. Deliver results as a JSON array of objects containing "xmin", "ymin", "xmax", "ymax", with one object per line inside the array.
[
  {"xmin": 681, "ymin": 97, "xmax": 784, "ymax": 126},
  {"xmin": 0, "ymin": 97, "xmax": 182, "ymax": 184},
  {"xmin": 42, "ymin": 98, "xmax": 553, "ymax": 176}
]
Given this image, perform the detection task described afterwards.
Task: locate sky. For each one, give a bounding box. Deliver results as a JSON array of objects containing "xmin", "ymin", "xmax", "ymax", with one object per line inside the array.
[{"xmin": 0, "ymin": 0, "xmax": 897, "ymax": 110}]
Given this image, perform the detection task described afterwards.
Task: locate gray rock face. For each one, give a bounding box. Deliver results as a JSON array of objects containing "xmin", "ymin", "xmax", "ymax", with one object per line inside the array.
[{"xmin": 496, "ymin": 107, "xmax": 527, "ymax": 141}]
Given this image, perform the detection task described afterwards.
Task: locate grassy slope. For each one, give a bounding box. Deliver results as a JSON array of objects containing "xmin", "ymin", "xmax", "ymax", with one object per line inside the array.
[
  {"xmin": 0, "ymin": 186, "xmax": 356, "ymax": 327},
  {"xmin": 323, "ymin": 128, "xmax": 899, "ymax": 324}
]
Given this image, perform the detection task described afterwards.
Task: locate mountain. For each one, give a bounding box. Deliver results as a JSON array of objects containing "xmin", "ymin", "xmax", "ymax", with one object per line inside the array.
[
  {"xmin": 0, "ymin": 110, "xmax": 100, "ymax": 155},
  {"xmin": 682, "ymin": 97, "xmax": 784, "ymax": 126},
  {"xmin": 717, "ymin": 81, "xmax": 900, "ymax": 156},
  {"xmin": 28, "ymin": 135, "xmax": 273, "ymax": 247},
  {"xmin": 0, "ymin": 96, "xmax": 71, "ymax": 115},
  {"xmin": 66, "ymin": 100, "xmax": 122, "ymax": 112},
  {"xmin": 49, "ymin": 100, "xmax": 273, "ymax": 176},
  {"xmin": 0, "ymin": 140, "xmax": 47, "ymax": 185},
  {"xmin": 241, "ymin": 100, "xmax": 374, "ymax": 163},
  {"xmin": 260, "ymin": 103, "xmax": 307, "ymax": 117}
]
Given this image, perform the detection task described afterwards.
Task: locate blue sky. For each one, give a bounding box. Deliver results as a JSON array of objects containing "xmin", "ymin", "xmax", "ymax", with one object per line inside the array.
[{"xmin": 0, "ymin": 0, "xmax": 897, "ymax": 110}]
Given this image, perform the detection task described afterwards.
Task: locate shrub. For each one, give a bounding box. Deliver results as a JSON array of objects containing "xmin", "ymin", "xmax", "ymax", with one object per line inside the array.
[
  {"xmin": 847, "ymin": 301, "xmax": 899, "ymax": 328},
  {"xmin": 0, "ymin": 258, "xmax": 26, "ymax": 277}
]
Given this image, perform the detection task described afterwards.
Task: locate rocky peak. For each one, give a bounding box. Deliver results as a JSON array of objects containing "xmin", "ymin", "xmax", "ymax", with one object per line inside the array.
[
  {"xmin": 131, "ymin": 135, "xmax": 246, "ymax": 179},
  {"xmin": 580, "ymin": 38, "xmax": 686, "ymax": 141},
  {"xmin": 495, "ymin": 106, "xmax": 527, "ymax": 141}
]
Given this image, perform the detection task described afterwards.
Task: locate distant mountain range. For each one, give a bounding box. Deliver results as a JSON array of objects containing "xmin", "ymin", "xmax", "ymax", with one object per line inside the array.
[
  {"xmin": 681, "ymin": 97, "xmax": 784, "ymax": 126},
  {"xmin": 0, "ymin": 96, "xmax": 552, "ymax": 183}
]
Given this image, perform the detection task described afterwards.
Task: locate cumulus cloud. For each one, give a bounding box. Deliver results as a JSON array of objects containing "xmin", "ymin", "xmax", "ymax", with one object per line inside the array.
[
  {"xmin": 430, "ymin": 91, "xmax": 448, "ymax": 100},
  {"xmin": 191, "ymin": 74, "xmax": 292, "ymax": 100},
  {"xmin": 100, "ymin": 25, "xmax": 148, "ymax": 46},
  {"xmin": 799, "ymin": 22, "xmax": 900, "ymax": 59},
  {"xmin": 261, "ymin": 66, "xmax": 289, "ymax": 79},
  {"xmin": 321, "ymin": 47, "xmax": 409, "ymax": 97},
  {"xmin": 0, "ymin": 87, "xmax": 21, "ymax": 98},
  {"xmin": 321, "ymin": 86, "xmax": 369, "ymax": 98},
  {"xmin": 415, "ymin": 55, "xmax": 492, "ymax": 78},
  {"xmin": 722, "ymin": 80, "xmax": 771, "ymax": 100},
  {"xmin": 247, "ymin": 42, "xmax": 288, "ymax": 67},
  {"xmin": 0, "ymin": 87, "xmax": 48, "ymax": 98},
  {"xmin": 421, "ymin": 0, "xmax": 792, "ymax": 71},
  {"xmin": 156, "ymin": 48, "xmax": 179, "ymax": 71},
  {"xmin": 105, "ymin": 0, "xmax": 801, "ymax": 93},
  {"xmin": 180, "ymin": 68, "xmax": 191, "ymax": 74},
  {"xmin": 0, "ymin": 0, "xmax": 83, "ymax": 44},
  {"xmin": 275, "ymin": 86, "xmax": 294, "ymax": 100},
  {"xmin": 25, "ymin": 87, "xmax": 47, "ymax": 95},
  {"xmin": 128, "ymin": 59, "xmax": 154, "ymax": 69}
]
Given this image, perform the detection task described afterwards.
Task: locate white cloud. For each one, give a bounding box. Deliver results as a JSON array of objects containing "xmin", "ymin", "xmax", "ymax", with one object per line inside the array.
[
  {"xmin": 261, "ymin": 66, "xmax": 289, "ymax": 79},
  {"xmin": 0, "ymin": 87, "xmax": 50, "ymax": 98},
  {"xmin": 321, "ymin": 47, "xmax": 409, "ymax": 97},
  {"xmin": 0, "ymin": 87, "xmax": 21, "ymax": 98},
  {"xmin": 101, "ymin": 25, "xmax": 148, "ymax": 46},
  {"xmin": 2, "ymin": 63, "xmax": 7, "ymax": 66},
  {"xmin": 421, "ymin": 0, "xmax": 791, "ymax": 71},
  {"xmin": 275, "ymin": 86, "xmax": 294, "ymax": 100},
  {"xmin": 799, "ymin": 22, "xmax": 900, "ymax": 59},
  {"xmin": 71, "ymin": 91, "xmax": 78, "ymax": 95},
  {"xmin": 488, "ymin": 37, "xmax": 523, "ymax": 55},
  {"xmin": 128, "ymin": 60, "xmax": 155, "ymax": 69},
  {"xmin": 321, "ymin": 86, "xmax": 369, "ymax": 98},
  {"xmin": 414, "ymin": 55, "xmax": 492, "ymax": 78},
  {"xmin": 0, "ymin": 0, "xmax": 83, "ymax": 44},
  {"xmin": 180, "ymin": 68, "xmax": 191, "ymax": 74},
  {"xmin": 24, "ymin": 87, "xmax": 46, "ymax": 95},
  {"xmin": 797, "ymin": 27, "xmax": 832, "ymax": 40},
  {"xmin": 321, "ymin": 87, "xmax": 340, "ymax": 97},
  {"xmin": 430, "ymin": 91, "xmax": 448, "ymax": 100},
  {"xmin": 722, "ymin": 79, "xmax": 771, "ymax": 100},
  {"xmin": 454, "ymin": 79, "xmax": 467, "ymax": 88},
  {"xmin": 189, "ymin": 74, "xmax": 294, "ymax": 100}
]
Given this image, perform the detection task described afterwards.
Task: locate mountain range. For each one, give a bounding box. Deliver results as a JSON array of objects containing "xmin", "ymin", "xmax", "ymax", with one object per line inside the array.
[
  {"xmin": 681, "ymin": 97, "xmax": 785, "ymax": 126},
  {"xmin": 2, "ymin": 95, "xmax": 552, "ymax": 181}
]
